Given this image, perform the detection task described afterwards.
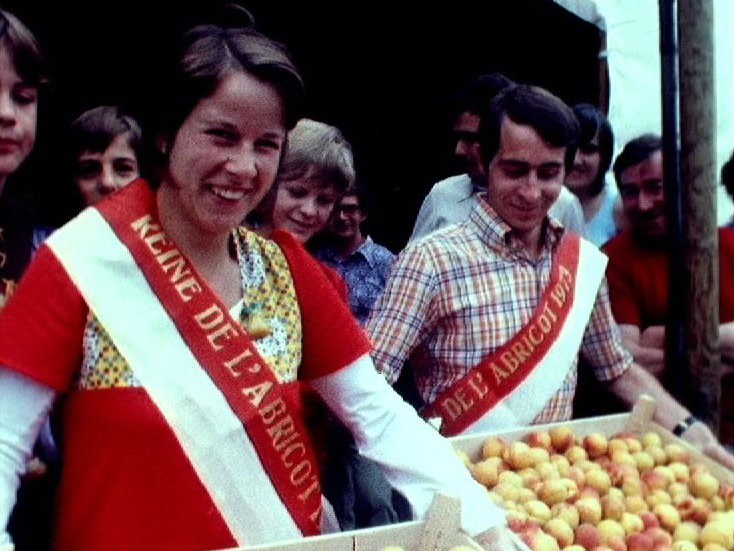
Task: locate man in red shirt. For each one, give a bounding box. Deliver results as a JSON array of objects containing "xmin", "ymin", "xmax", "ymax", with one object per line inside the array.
[{"xmin": 603, "ymin": 134, "xmax": 734, "ymax": 443}]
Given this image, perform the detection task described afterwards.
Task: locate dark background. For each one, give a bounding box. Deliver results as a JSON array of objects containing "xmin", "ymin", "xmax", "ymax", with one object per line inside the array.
[{"xmin": 6, "ymin": 0, "xmax": 602, "ymax": 251}]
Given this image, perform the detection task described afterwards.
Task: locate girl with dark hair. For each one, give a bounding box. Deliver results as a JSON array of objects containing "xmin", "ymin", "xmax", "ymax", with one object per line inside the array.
[
  {"xmin": 0, "ymin": 7, "xmax": 505, "ymax": 551},
  {"xmin": 0, "ymin": 8, "xmax": 49, "ymax": 308},
  {"xmin": 566, "ymin": 103, "xmax": 621, "ymax": 246}
]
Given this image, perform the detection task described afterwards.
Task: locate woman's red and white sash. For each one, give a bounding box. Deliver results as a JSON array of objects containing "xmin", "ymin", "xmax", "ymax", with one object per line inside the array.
[
  {"xmin": 45, "ymin": 181, "xmax": 321, "ymax": 545},
  {"xmin": 422, "ymin": 234, "xmax": 607, "ymax": 436}
]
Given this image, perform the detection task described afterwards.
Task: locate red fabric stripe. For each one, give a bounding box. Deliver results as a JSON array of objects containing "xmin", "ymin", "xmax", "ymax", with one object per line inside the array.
[
  {"xmin": 271, "ymin": 229, "xmax": 371, "ymax": 381},
  {"xmin": 0, "ymin": 245, "xmax": 87, "ymax": 391},
  {"xmin": 55, "ymin": 388, "xmax": 237, "ymax": 551}
]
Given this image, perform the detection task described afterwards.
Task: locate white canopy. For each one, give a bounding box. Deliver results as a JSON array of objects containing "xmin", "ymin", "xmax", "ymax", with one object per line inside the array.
[{"xmin": 555, "ymin": 0, "xmax": 734, "ymax": 223}]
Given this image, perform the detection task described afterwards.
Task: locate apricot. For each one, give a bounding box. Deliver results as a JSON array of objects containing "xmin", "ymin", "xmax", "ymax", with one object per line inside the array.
[
  {"xmin": 689, "ymin": 472, "xmax": 719, "ymax": 500},
  {"xmin": 584, "ymin": 433, "xmax": 609, "ymax": 459},
  {"xmin": 545, "ymin": 518, "xmax": 575, "ymax": 548},
  {"xmin": 576, "ymin": 523, "xmax": 603, "ymax": 551},
  {"xmin": 482, "ymin": 436, "xmax": 507, "ymax": 459},
  {"xmin": 700, "ymin": 521, "xmax": 734, "ymax": 550},
  {"xmin": 627, "ymin": 532, "xmax": 654, "ymax": 551},
  {"xmin": 550, "ymin": 426, "xmax": 576, "ymax": 453},
  {"xmin": 526, "ymin": 430, "xmax": 553, "ymax": 451}
]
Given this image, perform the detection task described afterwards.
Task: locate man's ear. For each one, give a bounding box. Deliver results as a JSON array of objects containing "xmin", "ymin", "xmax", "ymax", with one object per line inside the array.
[
  {"xmin": 613, "ymin": 194, "xmax": 630, "ymax": 232},
  {"xmin": 474, "ymin": 144, "xmax": 486, "ymax": 176}
]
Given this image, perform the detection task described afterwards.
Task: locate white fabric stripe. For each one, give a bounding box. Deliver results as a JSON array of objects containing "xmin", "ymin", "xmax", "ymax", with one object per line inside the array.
[
  {"xmin": 464, "ymin": 239, "xmax": 607, "ymax": 434},
  {"xmin": 46, "ymin": 209, "xmax": 302, "ymax": 545},
  {"xmin": 309, "ymin": 355, "xmax": 507, "ymax": 536}
]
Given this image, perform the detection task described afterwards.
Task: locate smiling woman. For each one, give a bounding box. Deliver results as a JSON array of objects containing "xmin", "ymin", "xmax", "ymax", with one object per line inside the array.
[
  {"xmin": 0, "ymin": 5, "xmax": 508, "ymax": 551},
  {"xmin": 251, "ymin": 118, "xmax": 354, "ymax": 244},
  {"xmin": 159, "ymin": 70, "xmax": 287, "ymax": 269},
  {"xmin": 564, "ymin": 103, "xmax": 619, "ymax": 246}
]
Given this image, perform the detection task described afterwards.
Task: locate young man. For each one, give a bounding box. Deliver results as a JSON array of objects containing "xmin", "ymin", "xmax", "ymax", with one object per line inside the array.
[
  {"xmin": 367, "ymin": 86, "xmax": 733, "ymax": 468},
  {"xmin": 409, "ymin": 73, "xmax": 585, "ymax": 242},
  {"xmin": 603, "ymin": 134, "xmax": 734, "ymax": 444},
  {"xmin": 315, "ymin": 183, "xmax": 395, "ymax": 325}
]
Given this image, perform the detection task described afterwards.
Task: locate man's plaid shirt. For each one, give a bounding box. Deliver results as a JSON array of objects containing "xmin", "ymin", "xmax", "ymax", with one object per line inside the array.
[{"xmin": 366, "ymin": 197, "xmax": 632, "ymax": 424}]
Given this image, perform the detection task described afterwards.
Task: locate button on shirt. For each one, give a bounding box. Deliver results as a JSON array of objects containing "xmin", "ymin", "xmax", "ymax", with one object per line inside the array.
[
  {"xmin": 316, "ymin": 237, "xmax": 396, "ymax": 325},
  {"xmin": 366, "ymin": 195, "xmax": 632, "ymax": 424}
]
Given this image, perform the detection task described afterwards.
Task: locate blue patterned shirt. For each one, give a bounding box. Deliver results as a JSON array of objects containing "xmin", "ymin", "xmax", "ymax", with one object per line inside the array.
[{"xmin": 315, "ymin": 237, "xmax": 396, "ymax": 325}]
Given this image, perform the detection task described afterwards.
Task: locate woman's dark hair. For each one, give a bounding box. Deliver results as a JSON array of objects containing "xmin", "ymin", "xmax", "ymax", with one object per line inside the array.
[
  {"xmin": 69, "ymin": 106, "xmax": 142, "ymax": 161},
  {"xmin": 572, "ymin": 103, "xmax": 614, "ymax": 196},
  {"xmin": 0, "ymin": 9, "xmax": 48, "ymax": 88},
  {"xmin": 478, "ymin": 84, "xmax": 580, "ymax": 173},
  {"xmin": 343, "ymin": 177, "xmax": 372, "ymax": 215},
  {"xmin": 152, "ymin": 4, "xmax": 304, "ymax": 164},
  {"xmin": 722, "ymin": 149, "xmax": 734, "ymax": 201}
]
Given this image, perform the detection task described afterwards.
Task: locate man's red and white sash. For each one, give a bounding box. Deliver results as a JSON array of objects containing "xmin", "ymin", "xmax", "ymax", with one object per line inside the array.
[
  {"xmin": 45, "ymin": 181, "xmax": 322, "ymax": 545},
  {"xmin": 422, "ymin": 234, "xmax": 607, "ymax": 436}
]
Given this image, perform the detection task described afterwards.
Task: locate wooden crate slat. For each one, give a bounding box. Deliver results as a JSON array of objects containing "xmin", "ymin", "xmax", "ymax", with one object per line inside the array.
[
  {"xmin": 449, "ymin": 404, "xmax": 734, "ymax": 485},
  {"xmin": 229, "ymin": 494, "xmax": 482, "ymax": 551},
  {"xmin": 625, "ymin": 393, "xmax": 657, "ymax": 433}
]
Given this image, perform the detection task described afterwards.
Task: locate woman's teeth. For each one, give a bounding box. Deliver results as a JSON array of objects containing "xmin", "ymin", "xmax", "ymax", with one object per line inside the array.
[{"xmin": 211, "ymin": 187, "xmax": 244, "ymax": 200}]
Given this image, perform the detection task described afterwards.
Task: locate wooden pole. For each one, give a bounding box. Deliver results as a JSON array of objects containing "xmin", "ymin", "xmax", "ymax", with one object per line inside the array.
[{"xmin": 677, "ymin": 0, "xmax": 721, "ymax": 432}]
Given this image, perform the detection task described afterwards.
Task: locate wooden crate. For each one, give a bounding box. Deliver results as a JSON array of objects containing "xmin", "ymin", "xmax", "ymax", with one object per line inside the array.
[
  {"xmin": 449, "ymin": 395, "xmax": 734, "ymax": 484},
  {"xmin": 228, "ymin": 494, "xmax": 484, "ymax": 551}
]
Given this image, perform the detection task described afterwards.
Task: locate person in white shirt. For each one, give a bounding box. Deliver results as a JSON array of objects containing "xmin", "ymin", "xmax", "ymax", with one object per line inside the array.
[{"xmin": 410, "ymin": 73, "xmax": 585, "ymax": 242}]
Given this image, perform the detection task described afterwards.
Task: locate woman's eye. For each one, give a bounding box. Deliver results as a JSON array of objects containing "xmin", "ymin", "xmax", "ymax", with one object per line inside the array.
[
  {"xmin": 256, "ymin": 139, "xmax": 282, "ymax": 152},
  {"xmin": 12, "ymin": 87, "xmax": 37, "ymax": 106},
  {"xmin": 285, "ymin": 186, "xmax": 308, "ymax": 199}
]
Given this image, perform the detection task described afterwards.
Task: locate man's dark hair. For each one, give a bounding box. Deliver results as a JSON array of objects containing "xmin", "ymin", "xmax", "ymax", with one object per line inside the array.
[
  {"xmin": 342, "ymin": 177, "xmax": 372, "ymax": 215},
  {"xmin": 69, "ymin": 106, "xmax": 142, "ymax": 161},
  {"xmin": 572, "ymin": 103, "xmax": 614, "ymax": 196},
  {"xmin": 478, "ymin": 84, "xmax": 580, "ymax": 172},
  {"xmin": 613, "ymin": 134, "xmax": 662, "ymax": 185},
  {"xmin": 451, "ymin": 72, "xmax": 514, "ymax": 118}
]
